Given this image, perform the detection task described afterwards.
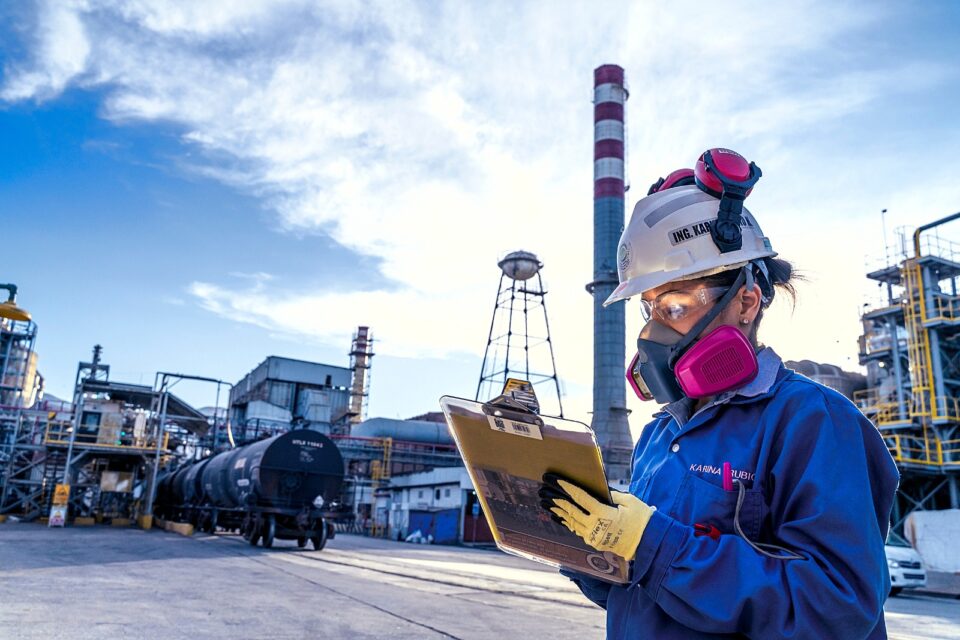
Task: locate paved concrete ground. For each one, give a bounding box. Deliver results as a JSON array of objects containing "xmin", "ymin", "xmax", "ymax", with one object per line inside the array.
[
  {"xmin": 0, "ymin": 523, "xmax": 958, "ymax": 639},
  {"xmin": 0, "ymin": 523, "xmax": 603, "ymax": 639},
  {"xmin": 919, "ymin": 571, "xmax": 960, "ymax": 600}
]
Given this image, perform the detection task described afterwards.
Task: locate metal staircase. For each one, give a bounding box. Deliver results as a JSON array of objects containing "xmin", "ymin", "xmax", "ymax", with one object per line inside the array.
[{"xmin": 369, "ymin": 437, "xmax": 392, "ymax": 538}]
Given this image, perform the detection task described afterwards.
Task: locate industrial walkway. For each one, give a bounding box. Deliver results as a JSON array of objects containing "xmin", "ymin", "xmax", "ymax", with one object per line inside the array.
[{"xmin": 0, "ymin": 523, "xmax": 956, "ymax": 639}]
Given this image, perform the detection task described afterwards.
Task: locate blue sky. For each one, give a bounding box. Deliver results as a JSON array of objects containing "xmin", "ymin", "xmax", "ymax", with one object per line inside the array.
[
  {"xmin": 0, "ymin": 86, "xmax": 476, "ymax": 416},
  {"xmin": 2, "ymin": 1, "xmax": 959, "ymax": 432}
]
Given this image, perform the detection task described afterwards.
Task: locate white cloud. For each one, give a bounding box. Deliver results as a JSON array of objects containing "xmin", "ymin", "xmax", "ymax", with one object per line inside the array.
[
  {"xmin": 4, "ymin": 0, "xmax": 957, "ymax": 426},
  {"xmin": 2, "ymin": 0, "xmax": 91, "ymax": 101}
]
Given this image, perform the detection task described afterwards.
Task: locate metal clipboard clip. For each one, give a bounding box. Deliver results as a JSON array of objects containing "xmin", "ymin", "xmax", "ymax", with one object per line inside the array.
[{"xmin": 481, "ymin": 378, "xmax": 545, "ymax": 427}]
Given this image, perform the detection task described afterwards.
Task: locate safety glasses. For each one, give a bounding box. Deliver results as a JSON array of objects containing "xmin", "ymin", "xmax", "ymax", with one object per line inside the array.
[{"xmin": 639, "ymin": 286, "xmax": 728, "ymax": 323}]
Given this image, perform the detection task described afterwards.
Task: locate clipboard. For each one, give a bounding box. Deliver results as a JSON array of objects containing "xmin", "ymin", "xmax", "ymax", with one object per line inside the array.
[{"xmin": 440, "ymin": 380, "xmax": 629, "ymax": 584}]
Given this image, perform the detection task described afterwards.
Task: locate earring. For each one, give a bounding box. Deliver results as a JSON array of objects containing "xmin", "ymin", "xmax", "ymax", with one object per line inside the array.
[{"xmin": 740, "ymin": 318, "xmax": 749, "ymax": 325}]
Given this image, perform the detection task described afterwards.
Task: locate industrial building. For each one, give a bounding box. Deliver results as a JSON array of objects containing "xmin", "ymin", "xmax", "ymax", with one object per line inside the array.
[
  {"xmin": 229, "ymin": 355, "xmax": 354, "ymax": 440},
  {"xmin": 856, "ymin": 215, "xmax": 960, "ymax": 539},
  {"xmin": 378, "ymin": 466, "xmax": 493, "ymax": 544},
  {"xmin": 229, "ymin": 327, "xmax": 374, "ymax": 443}
]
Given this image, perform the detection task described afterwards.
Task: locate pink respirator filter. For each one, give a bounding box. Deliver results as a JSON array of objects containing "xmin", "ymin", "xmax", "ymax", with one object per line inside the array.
[{"xmin": 673, "ymin": 325, "xmax": 759, "ymax": 398}]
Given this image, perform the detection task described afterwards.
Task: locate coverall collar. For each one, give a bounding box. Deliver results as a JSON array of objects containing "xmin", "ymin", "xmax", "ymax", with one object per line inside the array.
[{"xmin": 659, "ymin": 346, "xmax": 782, "ymax": 428}]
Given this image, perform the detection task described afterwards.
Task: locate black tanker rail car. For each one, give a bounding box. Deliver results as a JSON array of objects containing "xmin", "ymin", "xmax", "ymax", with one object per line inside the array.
[{"xmin": 156, "ymin": 430, "xmax": 345, "ymax": 550}]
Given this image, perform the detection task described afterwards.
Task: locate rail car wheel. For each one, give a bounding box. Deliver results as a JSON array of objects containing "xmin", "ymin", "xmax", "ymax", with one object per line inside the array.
[
  {"xmin": 311, "ymin": 521, "xmax": 328, "ymax": 551},
  {"xmin": 262, "ymin": 514, "xmax": 276, "ymax": 549},
  {"xmin": 297, "ymin": 537, "xmax": 307, "ymax": 548}
]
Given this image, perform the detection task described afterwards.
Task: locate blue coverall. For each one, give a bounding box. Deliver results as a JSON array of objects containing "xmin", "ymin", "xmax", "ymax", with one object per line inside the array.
[{"xmin": 565, "ymin": 348, "xmax": 901, "ymax": 639}]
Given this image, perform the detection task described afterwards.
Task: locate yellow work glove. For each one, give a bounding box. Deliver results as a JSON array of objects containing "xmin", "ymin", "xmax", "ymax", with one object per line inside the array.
[{"xmin": 544, "ymin": 476, "xmax": 654, "ymax": 561}]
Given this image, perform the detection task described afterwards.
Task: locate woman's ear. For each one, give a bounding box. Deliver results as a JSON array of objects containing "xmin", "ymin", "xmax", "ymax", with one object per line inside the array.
[{"xmin": 739, "ymin": 284, "xmax": 763, "ymax": 323}]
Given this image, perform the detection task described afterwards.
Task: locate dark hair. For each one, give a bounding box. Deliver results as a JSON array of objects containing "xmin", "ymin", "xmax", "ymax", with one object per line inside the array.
[{"xmin": 698, "ymin": 257, "xmax": 801, "ymax": 343}]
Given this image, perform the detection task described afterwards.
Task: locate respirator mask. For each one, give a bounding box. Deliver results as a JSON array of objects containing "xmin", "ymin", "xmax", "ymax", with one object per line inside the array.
[{"xmin": 626, "ymin": 267, "xmax": 759, "ymax": 404}]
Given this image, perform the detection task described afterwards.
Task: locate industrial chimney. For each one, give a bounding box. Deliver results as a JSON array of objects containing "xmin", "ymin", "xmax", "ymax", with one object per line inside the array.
[
  {"xmin": 348, "ymin": 326, "xmax": 374, "ymax": 428},
  {"xmin": 586, "ymin": 64, "xmax": 633, "ymax": 483}
]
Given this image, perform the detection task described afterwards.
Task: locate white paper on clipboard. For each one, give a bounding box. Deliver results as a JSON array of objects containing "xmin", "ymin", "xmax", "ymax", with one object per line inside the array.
[{"xmin": 440, "ymin": 394, "xmax": 629, "ymax": 584}]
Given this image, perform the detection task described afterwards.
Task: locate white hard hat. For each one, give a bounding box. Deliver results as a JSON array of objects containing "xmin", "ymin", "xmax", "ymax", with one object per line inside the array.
[{"xmin": 604, "ymin": 185, "xmax": 776, "ymax": 306}]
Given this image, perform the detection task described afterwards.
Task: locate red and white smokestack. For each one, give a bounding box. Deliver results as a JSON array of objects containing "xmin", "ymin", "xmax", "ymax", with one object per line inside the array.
[
  {"xmin": 594, "ymin": 65, "xmax": 626, "ymax": 199},
  {"xmin": 589, "ymin": 64, "xmax": 632, "ymax": 484}
]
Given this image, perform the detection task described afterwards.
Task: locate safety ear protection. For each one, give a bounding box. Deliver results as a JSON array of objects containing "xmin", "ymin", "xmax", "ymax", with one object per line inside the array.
[
  {"xmin": 647, "ymin": 168, "xmax": 696, "ymax": 195},
  {"xmin": 694, "ymin": 148, "xmax": 762, "ymax": 254}
]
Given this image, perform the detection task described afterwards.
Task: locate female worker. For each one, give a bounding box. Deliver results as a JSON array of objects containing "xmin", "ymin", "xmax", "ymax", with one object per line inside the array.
[{"xmin": 541, "ymin": 148, "xmax": 900, "ymax": 639}]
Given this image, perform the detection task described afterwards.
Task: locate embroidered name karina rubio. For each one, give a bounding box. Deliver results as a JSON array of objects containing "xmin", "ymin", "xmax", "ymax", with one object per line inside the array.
[{"xmin": 689, "ymin": 463, "xmax": 756, "ymax": 483}]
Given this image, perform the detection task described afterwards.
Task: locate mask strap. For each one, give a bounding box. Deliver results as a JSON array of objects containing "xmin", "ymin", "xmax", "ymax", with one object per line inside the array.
[
  {"xmin": 752, "ymin": 259, "xmax": 772, "ymax": 305},
  {"xmin": 668, "ymin": 268, "xmax": 747, "ymax": 366}
]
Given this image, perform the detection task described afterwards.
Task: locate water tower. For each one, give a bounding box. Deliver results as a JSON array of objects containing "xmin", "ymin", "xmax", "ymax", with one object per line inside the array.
[{"xmin": 476, "ymin": 251, "xmax": 564, "ymax": 416}]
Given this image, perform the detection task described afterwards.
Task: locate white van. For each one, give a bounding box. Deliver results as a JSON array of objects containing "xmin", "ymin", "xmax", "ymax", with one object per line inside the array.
[{"xmin": 885, "ymin": 538, "xmax": 927, "ymax": 596}]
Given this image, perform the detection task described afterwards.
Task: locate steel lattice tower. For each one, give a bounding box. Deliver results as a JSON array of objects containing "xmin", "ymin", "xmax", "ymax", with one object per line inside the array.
[{"xmin": 476, "ymin": 251, "xmax": 564, "ymax": 416}]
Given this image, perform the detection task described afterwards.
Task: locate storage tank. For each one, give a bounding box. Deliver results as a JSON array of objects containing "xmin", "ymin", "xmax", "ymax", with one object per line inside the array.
[
  {"xmin": 785, "ymin": 360, "xmax": 867, "ymax": 401},
  {"xmin": 202, "ymin": 429, "xmax": 344, "ymax": 510},
  {"xmin": 352, "ymin": 417, "xmax": 453, "ymax": 445}
]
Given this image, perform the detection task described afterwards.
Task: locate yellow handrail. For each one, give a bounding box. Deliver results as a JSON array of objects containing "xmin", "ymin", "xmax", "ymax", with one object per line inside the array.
[
  {"xmin": 925, "ymin": 294, "xmax": 960, "ymax": 324},
  {"xmin": 853, "ymin": 388, "xmax": 909, "ymax": 426},
  {"xmin": 883, "ymin": 432, "xmax": 960, "ymax": 467},
  {"xmin": 44, "ymin": 419, "xmax": 170, "ymax": 451}
]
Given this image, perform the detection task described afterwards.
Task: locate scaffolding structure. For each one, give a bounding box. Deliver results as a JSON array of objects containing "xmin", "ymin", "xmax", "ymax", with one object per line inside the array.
[
  {"xmin": 0, "ymin": 287, "xmax": 46, "ymax": 517},
  {"xmin": 0, "ymin": 346, "xmax": 209, "ymax": 524},
  {"xmin": 0, "ymin": 400, "xmax": 169, "ymax": 522},
  {"xmin": 476, "ymin": 251, "xmax": 564, "ymax": 416},
  {"xmin": 856, "ymin": 214, "xmax": 960, "ymax": 535}
]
